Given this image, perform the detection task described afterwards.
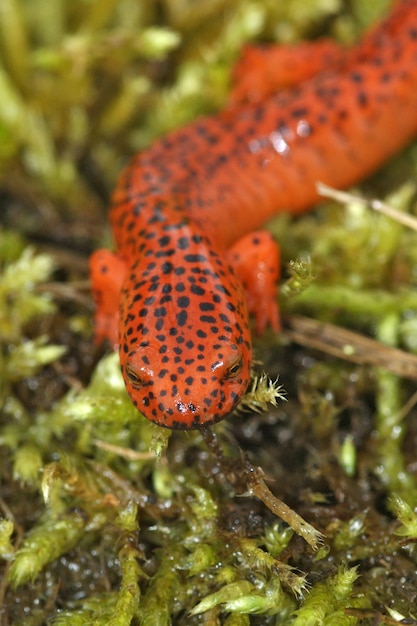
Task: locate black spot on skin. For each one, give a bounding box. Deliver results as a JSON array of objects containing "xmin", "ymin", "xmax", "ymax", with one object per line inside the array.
[
  {"xmin": 200, "ymin": 315, "xmax": 216, "ymax": 324},
  {"xmin": 184, "ymin": 254, "xmax": 207, "ymax": 263},
  {"xmin": 191, "ymin": 284, "xmax": 205, "ymax": 296},
  {"xmin": 155, "ymin": 248, "xmax": 175, "ymax": 258},
  {"xmin": 177, "ymin": 310, "xmax": 188, "ymax": 326},
  {"xmin": 357, "ymin": 91, "xmax": 368, "ymax": 106},
  {"xmin": 177, "ymin": 296, "xmax": 190, "ymax": 308},
  {"xmin": 350, "ymin": 71, "xmax": 363, "ymax": 83},
  {"xmin": 162, "ymin": 262, "xmax": 174, "ymax": 274},
  {"xmin": 178, "ymin": 237, "xmax": 189, "ymax": 249},
  {"xmin": 291, "ymin": 106, "xmax": 308, "ymax": 118},
  {"xmin": 214, "ymin": 284, "xmax": 231, "ymax": 296}
]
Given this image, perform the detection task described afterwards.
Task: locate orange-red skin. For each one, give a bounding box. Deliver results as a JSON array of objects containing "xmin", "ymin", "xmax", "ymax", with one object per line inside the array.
[{"xmin": 90, "ymin": 1, "xmax": 417, "ymax": 429}]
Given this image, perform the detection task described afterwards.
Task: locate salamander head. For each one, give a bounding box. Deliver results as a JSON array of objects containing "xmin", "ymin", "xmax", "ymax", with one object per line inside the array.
[
  {"xmin": 121, "ymin": 335, "xmax": 251, "ymax": 429},
  {"xmin": 119, "ymin": 230, "xmax": 252, "ymax": 429}
]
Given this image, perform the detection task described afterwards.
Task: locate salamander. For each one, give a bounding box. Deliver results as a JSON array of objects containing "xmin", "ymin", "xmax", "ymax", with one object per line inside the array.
[{"xmin": 90, "ymin": 0, "xmax": 417, "ymax": 429}]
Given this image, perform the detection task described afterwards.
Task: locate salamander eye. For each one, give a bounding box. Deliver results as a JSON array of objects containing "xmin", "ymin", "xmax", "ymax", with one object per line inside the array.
[
  {"xmin": 125, "ymin": 365, "xmax": 142, "ymax": 388},
  {"xmin": 225, "ymin": 356, "xmax": 243, "ymax": 379}
]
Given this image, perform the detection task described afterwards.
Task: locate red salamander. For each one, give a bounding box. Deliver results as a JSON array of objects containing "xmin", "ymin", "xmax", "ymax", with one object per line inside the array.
[{"xmin": 90, "ymin": 0, "xmax": 417, "ymax": 429}]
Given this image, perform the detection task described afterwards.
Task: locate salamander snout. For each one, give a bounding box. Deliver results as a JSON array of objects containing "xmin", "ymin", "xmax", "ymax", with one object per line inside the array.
[{"xmin": 120, "ymin": 339, "xmax": 251, "ymax": 429}]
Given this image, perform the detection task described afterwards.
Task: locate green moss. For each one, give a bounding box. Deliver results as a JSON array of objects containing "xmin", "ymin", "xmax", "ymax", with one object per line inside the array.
[
  {"xmin": 2, "ymin": 0, "xmax": 417, "ymax": 624},
  {"xmin": 292, "ymin": 567, "xmax": 365, "ymax": 625},
  {"xmin": 7, "ymin": 510, "xmax": 86, "ymax": 587}
]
